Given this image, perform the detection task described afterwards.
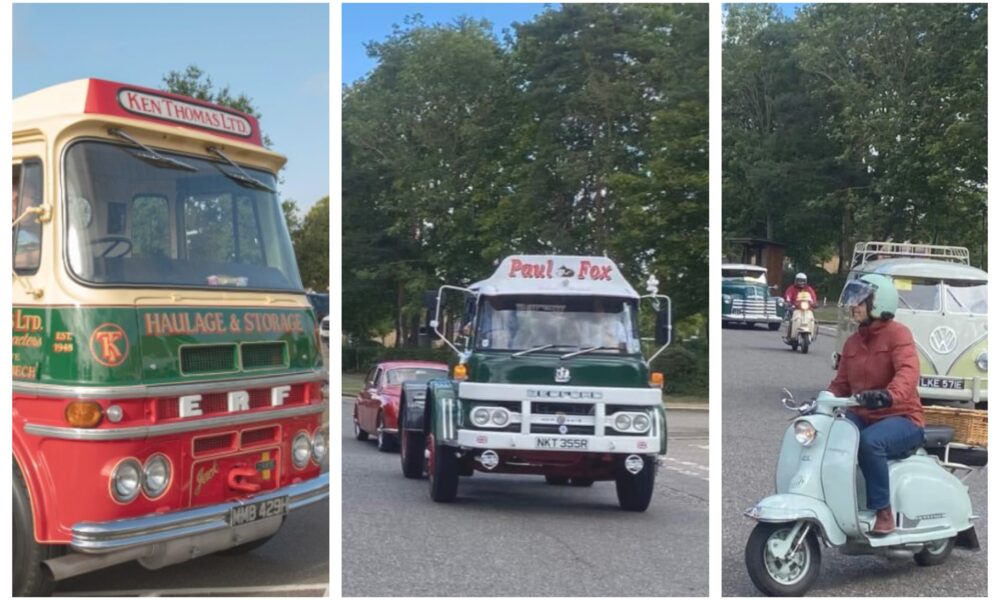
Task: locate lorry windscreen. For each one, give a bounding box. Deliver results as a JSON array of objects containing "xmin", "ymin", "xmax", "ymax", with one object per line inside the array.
[
  {"xmin": 64, "ymin": 140, "xmax": 302, "ymax": 291},
  {"xmin": 475, "ymin": 294, "xmax": 640, "ymax": 354}
]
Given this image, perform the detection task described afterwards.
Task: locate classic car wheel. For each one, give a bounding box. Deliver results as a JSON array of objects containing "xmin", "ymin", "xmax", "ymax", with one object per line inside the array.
[
  {"xmin": 399, "ymin": 408, "xmax": 426, "ymax": 479},
  {"xmin": 615, "ymin": 456, "xmax": 655, "ymax": 511},
  {"xmin": 13, "ymin": 461, "xmax": 57, "ymax": 597},
  {"xmin": 428, "ymin": 434, "xmax": 459, "ymax": 503},
  {"xmin": 545, "ymin": 475, "xmax": 570, "ymax": 485},
  {"xmin": 376, "ymin": 413, "xmax": 396, "ymax": 452},
  {"xmin": 914, "ymin": 537, "xmax": 956, "ymax": 566},
  {"xmin": 353, "ymin": 411, "xmax": 369, "ymax": 441},
  {"xmin": 745, "ymin": 522, "xmax": 821, "ymax": 597},
  {"xmin": 570, "ymin": 478, "xmax": 595, "ymax": 487}
]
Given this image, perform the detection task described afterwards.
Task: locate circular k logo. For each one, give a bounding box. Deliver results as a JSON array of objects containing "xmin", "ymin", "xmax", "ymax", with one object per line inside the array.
[
  {"xmin": 929, "ymin": 326, "xmax": 958, "ymax": 354},
  {"xmin": 89, "ymin": 323, "xmax": 129, "ymax": 367}
]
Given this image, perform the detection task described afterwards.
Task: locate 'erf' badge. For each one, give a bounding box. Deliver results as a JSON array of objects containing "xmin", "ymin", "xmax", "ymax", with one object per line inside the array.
[
  {"xmin": 89, "ymin": 323, "xmax": 129, "ymax": 367},
  {"xmin": 555, "ymin": 367, "xmax": 570, "ymax": 383}
]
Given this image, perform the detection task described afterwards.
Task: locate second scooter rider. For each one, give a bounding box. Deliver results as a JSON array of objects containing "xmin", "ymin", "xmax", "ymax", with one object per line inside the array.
[{"xmin": 828, "ymin": 273, "xmax": 925, "ymax": 534}]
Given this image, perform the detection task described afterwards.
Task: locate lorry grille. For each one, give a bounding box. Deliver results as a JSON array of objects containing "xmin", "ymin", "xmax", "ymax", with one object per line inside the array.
[
  {"xmin": 241, "ymin": 426, "xmax": 280, "ymax": 447},
  {"xmin": 241, "ymin": 343, "xmax": 288, "ymax": 369},
  {"xmin": 180, "ymin": 344, "xmax": 238, "ymax": 374},
  {"xmin": 193, "ymin": 432, "xmax": 237, "ymax": 456}
]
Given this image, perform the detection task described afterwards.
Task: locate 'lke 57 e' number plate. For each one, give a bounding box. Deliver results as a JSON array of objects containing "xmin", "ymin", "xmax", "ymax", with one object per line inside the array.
[
  {"xmin": 230, "ymin": 496, "xmax": 287, "ymax": 526},
  {"xmin": 535, "ymin": 437, "xmax": 588, "ymax": 450}
]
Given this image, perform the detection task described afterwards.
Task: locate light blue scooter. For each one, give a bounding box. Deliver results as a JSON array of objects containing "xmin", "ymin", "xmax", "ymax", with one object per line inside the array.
[{"xmin": 744, "ymin": 390, "xmax": 981, "ymax": 596}]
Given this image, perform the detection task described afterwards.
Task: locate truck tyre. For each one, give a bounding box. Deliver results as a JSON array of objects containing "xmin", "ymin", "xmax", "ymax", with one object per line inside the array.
[
  {"xmin": 545, "ymin": 475, "xmax": 570, "ymax": 485},
  {"xmin": 376, "ymin": 413, "xmax": 395, "ymax": 452},
  {"xmin": 14, "ymin": 461, "xmax": 56, "ymax": 597},
  {"xmin": 914, "ymin": 537, "xmax": 955, "ymax": 566},
  {"xmin": 428, "ymin": 436, "xmax": 459, "ymax": 502},
  {"xmin": 615, "ymin": 456, "xmax": 656, "ymax": 511},
  {"xmin": 399, "ymin": 401, "xmax": 426, "ymax": 479}
]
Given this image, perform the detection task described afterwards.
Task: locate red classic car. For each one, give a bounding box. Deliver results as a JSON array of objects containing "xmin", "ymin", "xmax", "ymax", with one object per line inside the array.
[{"xmin": 353, "ymin": 361, "xmax": 449, "ymax": 451}]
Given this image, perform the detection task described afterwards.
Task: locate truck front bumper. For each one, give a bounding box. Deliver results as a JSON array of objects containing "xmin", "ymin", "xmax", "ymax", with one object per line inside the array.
[
  {"xmin": 456, "ymin": 430, "xmax": 661, "ymax": 455},
  {"xmin": 71, "ymin": 473, "xmax": 329, "ymax": 553}
]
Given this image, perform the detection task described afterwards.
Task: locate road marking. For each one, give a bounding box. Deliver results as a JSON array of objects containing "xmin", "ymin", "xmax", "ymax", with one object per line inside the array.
[
  {"xmin": 56, "ymin": 583, "xmax": 329, "ymax": 597},
  {"xmin": 662, "ymin": 464, "xmax": 709, "ymax": 482},
  {"xmin": 691, "ymin": 444, "xmax": 710, "ymax": 450}
]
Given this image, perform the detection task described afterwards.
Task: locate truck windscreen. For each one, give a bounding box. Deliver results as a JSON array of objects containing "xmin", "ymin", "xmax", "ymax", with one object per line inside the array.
[
  {"xmin": 63, "ymin": 140, "xmax": 302, "ymax": 291},
  {"xmin": 475, "ymin": 295, "xmax": 640, "ymax": 354}
]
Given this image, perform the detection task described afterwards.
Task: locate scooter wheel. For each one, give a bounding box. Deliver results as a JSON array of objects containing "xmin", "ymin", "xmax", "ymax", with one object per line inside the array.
[
  {"xmin": 914, "ymin": 537, "xmax": 956, "ymax": 566},
  {"xmin": 745, "ymin": 522, "xmax": 821, "ymax": 597},
  {"xmin": 801, "ymin": 337, "xmax": 810, "ymax": 354}
]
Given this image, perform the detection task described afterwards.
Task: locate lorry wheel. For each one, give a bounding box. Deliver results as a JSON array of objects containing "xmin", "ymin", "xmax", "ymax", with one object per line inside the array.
[
  {"xmin": 615, "ymin": 456, "xmax": 655, "ymax": 511},
  {"xmin": 14, "ymin": 461, "xmax": 56, "ymax": 597},
  {"xmin": 353, "ymin": 413, "xmax": 369, "ymax": 441},
  {"xmin": 545, "ymin": 476, "xmax": 570, "ymax": 485},
  {"xmin": 376, "ymin": 414, "xmax": 396, "ymax": 452},
  {"xmin": 768, "ymin": 323, "xmax": 781, "ymax": 331},
  {"xmin": 428, "ymin": 436, "xmax": 459, "ymax": 503},
  {"xmin": 914, "ymin": 537, "xmax": 956, "ymax": 566},
  {"xmin": 570, "ymin": 478, "xmax": 595, "ymax": 487},
  {"xmin": 745, "ymin": 522, "xmax": 821, "ymax": 597},
  {"xmin": 399, "ymin": 421, "xmax": 426, "ymax": 479}
]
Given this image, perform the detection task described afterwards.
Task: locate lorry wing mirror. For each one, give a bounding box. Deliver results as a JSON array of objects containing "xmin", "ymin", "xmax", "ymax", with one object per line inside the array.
[{"xmin": 655, "ymin": 309, "xmax": 671, "ymax": 346}]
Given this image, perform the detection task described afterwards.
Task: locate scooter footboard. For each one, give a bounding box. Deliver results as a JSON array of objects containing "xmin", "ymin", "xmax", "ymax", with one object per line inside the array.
[{"xmin": 745, "ymin": 494, "xmax": 847, "ymax": 546}]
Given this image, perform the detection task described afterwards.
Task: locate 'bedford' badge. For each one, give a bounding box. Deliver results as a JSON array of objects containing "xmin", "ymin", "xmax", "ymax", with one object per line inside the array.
[{"xmin": 555, "ymin": 367, "xmax": 570, "ymax": 383}]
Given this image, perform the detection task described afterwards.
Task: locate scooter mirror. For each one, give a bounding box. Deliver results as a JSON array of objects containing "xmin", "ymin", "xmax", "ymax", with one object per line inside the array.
[{"xmin": 780, "ymin": 388, "xmax": 796, "ymax": 409}]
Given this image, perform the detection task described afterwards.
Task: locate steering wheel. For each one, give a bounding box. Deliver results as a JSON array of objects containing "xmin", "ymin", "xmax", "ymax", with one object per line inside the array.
[{"xmin": 91, "ymin": 236, "xmax": 133, "ymax": 258}]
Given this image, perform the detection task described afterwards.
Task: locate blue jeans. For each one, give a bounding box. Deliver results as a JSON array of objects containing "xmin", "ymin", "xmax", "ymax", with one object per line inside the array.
[{"xmin": 845, "ymin": 412, "xmax": 925, "ymax": 510}]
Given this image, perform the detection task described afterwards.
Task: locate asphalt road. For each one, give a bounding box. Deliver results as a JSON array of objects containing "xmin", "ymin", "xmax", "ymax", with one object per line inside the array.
[
  {"xmin": 721, "ymin": 325, "xmax": 988, "ymax": 596},
  {"xmin": 341, "ymin": 396, "xmax": 709, "ymax": 596}
]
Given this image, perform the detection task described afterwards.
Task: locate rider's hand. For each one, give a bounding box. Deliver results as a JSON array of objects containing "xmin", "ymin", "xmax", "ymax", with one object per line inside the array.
[{"xmin": 856, "ymin": 389, "xmax": 892, "ymax": 409}]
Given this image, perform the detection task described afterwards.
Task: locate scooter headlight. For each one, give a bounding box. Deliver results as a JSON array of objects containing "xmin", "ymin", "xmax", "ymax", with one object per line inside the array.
[
  {"xmin": 976, "ymin": 351, "xmax": 987, "ymax": 372},
  {"xmin": 794, "ymin": 420, "xmax": 817, "ymax": 446},
  {"xmin": 799, "ymin": 301, "xmax": 809, "ymax": 311}
]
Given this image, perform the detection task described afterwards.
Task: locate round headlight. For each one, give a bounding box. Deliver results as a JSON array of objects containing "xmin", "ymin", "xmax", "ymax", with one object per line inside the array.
[
  {"xmin": 632, "ymin": 414, "xmax": 651, "ymax": 433},
  {"xmin": 976, "ymin": 351, "xmax": 987, "ymax": 372},
  {"xmin": 491, "ymin": 409, "xmax": 509, "ymax": 426},
  {"xmin": 292, "ymin": 432, "xmax": 312, "ymax": 468},
  {"xmin": 142, "ymin": 455, "xmax": 171, "ymax": 498},
  {"xmin": 722, "ymin": 294, "xmax": 732, "ymax": 304},
  {"xmin": 111, "ymin": 459, "xmax": 142, "ymax": 502},
  {"xmin": 614, "ymin": 413, "xmax": 632, "ymax": 431},
  {"xmin": 312, "ymin": 430, "xmax": 328, "ymax": 462},
  {"xmin": 472, "ymin": 407, "xmax": 491, "ymax": 426},
  {"xmin": 794, "ymin": 420, "xmax": 817, "ymax": 446},
  {"xmin": 799, "ymin": 301, "xmax": 809, "ymax": 310},
  {"xmin": 105, "ymin": 404, "xmax": 124, "ymax": 423}
]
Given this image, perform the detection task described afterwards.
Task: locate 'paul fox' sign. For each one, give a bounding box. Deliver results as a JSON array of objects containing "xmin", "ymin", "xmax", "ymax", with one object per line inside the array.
[{"xmin": 507, "ymin": 258, "xmax": 614, "ymax": 281}]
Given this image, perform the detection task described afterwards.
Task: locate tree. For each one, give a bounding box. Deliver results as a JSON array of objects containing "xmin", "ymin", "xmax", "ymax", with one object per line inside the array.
[
  {"xmin": 162, "ymin": 65, "xmax": 273, "ymax": 147},
  {"xmin": 292, "ymin": 197, "xmax": 330, "ymax": 292}
]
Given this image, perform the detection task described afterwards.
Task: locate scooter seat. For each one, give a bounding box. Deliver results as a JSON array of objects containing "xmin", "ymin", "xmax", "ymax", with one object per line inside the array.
[{"xmin": 923, "ymin": 425, "xmax": 955, "ymax": 448}]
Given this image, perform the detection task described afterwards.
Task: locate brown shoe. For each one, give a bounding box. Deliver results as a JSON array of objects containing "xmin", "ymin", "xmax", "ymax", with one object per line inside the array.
[{"xmin": 872, "ymin": 507, "xmax": 895, "ymax": 534}]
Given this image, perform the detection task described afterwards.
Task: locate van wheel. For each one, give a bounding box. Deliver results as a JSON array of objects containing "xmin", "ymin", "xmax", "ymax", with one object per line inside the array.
[
  {"xmin": 914, "ymin": 537, "xmax": 955, "ymax": 566},
  {"xmin": 14, "ymin": 461, "xmax": 56, "ymax": 597},
  {"xmin": 745, "ymin": 522, "xmax": 821, "ymax": 596},
  {"xmin": 615, "ymin": 456, "xmax": 655, "ymax": 511},
  {"xmin": 428, "ymin": 435, "xmax": 459, "ymax": 502}
]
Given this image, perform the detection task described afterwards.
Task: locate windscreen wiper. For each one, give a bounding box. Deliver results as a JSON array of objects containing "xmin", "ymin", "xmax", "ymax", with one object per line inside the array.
[
  {"xmin": 945, "ymin": 287, "xmax": 970, "ymax": 312},
  {"xmin": 560, "ymin": 346, "xmax": 622, "ymax": 359},
  {"xmin": 511, "ymin": 344, "xmax": 578, "ymax": 358},
  {"xmin": 109, "ymin": 128, "xmax": 197, "ymax": 171},
  {"xmin": 207, "ymin": 146, "xmax": 275, "ymax": 193}
]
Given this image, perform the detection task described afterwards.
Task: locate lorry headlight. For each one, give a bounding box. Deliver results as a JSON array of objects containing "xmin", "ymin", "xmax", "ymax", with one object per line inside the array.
[
  {"xmin": 142, "ymin": 454, "xmax": 171, "ymax": 498},
  {"xmin": 632, "ymin": 414, "xmax": 651, "ymax": 433},
  {"xmin": 111, "ymin": 459, "xmax": 142, "ymax": 502},
  {"xmin": 491, "ymin": 409, "xmax": 510, "ymax": 426},
  {"xmin": 614, "ymin": 413, "xmax": 632, "ymax": 431},
  {"xmin": 794, "ymin": 420, "xmax": 817, "ymax": 446},
  {"xmin": 292, "ymin": 432, "xmax": 311, "ymax": 468},
  {"xmin": 312, "ymin": 429, "xmax": 328, "ymax": 462},
  {"xmin": 976, "ymin": 351, "xmax": 987, "ymax": 372},
  {"xmin": 472, "ymin": 407, "xmax": 491, "ymax": 426}
]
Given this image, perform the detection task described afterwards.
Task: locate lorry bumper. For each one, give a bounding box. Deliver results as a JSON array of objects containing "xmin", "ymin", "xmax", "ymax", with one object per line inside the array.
[{"xmin": 456, "ymin": 430, "xmax": 661, "ymax": 455}]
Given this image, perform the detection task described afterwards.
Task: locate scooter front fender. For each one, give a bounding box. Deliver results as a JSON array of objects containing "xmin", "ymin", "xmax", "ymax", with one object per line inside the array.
[{"xmin": 745, "ymin": 493, "xmax": 847, "ymax": 546}]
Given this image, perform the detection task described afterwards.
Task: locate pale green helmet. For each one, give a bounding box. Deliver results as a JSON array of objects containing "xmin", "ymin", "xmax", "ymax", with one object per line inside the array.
[{"xmin": 842, "ymin": 273, "xmax": 898, "ymax": 320}]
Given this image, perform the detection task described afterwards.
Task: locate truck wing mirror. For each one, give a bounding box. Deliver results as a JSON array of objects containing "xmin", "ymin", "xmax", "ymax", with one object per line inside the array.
[
  {"xmin": 655, "ymin": 309, "xmax": 671, "ymax": 346},
  {"xmin": 640, "ymin": 294, "xmax": 672, "ymax": 364}
]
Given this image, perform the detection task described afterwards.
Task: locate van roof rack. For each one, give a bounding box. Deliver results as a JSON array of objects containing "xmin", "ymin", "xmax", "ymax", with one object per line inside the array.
[{"xmin": 851, "ymin": 241, "xmax": 970, "ymax": 269}]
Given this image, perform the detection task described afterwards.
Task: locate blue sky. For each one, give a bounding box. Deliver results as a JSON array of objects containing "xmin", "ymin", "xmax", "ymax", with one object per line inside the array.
[
  {"xmin": 13, "ymin": 3, "xmax": 329, "ymax": 212},
  {"xmin": 343, "ymin": 3, "xmax": 553, "ymax": 84}
]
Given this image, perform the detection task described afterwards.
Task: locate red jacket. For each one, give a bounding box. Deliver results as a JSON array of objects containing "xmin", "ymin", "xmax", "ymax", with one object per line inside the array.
[
  {"xmin": 829, "ymin": 319, "xmax": 924, "ymax": 427},
  {"xmin": 783, "ymin": 284, "xmax": 817, "ymax": 305}
]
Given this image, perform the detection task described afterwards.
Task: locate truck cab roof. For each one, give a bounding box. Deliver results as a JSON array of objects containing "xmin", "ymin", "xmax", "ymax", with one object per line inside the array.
[{"xmin": 469, "ymin": 255, "xmax": 640, "ymax": 299}]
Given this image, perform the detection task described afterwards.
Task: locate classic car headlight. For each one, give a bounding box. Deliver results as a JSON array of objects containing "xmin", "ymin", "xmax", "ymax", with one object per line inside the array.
[
  {"xmin": 776, "ymin": 297, "xmax": 785, "ymax": 307},
  {"xmin": 142, "ymin": 454, "xmax": 171, "ymax": 498},
  {"xmin": 614, "ymin": 413, "xmax": 632, "ymax": 431},
  {"xmin": 722, "ymin": 294, "xmax": 732, "ymax": 304},
  {"xmin": 111, "ymin": 458, "xmax": 142, "ymax": 503},
  {"xmin": 976, "ymin": 351, "xmax": 988, "ymax": 372},
  {"xmin": 312, "ymin": 429, "xmax": 328, "ymax": 462},
  {"xmin": 632, "ymin": 413, "xmax": 651, "ymax": 433},
  {"xmin": 472, "ymin": 407, "xmax": 492, "ymax": 426},
  {"xmin": 292, "ymin": 432, "xmax": 312, "ymax": 468},
  {"xmin": 794, "ymin": 420, "xmax": 817, "ymax": 446}
]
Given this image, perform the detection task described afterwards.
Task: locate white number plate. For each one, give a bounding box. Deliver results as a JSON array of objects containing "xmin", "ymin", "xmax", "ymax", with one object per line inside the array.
[
  {"xmin": 230, "ymin": 496, "xmax": 288, "ymax": 526},
  {"xmin": 535, "ymin": 437, "xmax": 588, "ymax": 450}
]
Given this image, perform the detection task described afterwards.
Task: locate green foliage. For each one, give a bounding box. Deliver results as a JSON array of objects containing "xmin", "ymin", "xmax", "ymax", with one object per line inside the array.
[
  {"xmin": 162, "ymin": 65, "xmax": 273, "ymax": 147},
  {"xmin": 342, "ymin": 344, "xmax": 455, "ymax": 374},
  {"xmin": 723, "ymin": 4, "xmax": 987, "ymax": 272}
]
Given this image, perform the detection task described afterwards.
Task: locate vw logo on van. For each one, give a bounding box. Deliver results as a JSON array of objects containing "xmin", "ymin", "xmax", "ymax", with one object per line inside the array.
[
  {"xmin": 554, "ymin": 367, "xmax": 571, "ymax": 383},
  {"xmin": 929, "ymin": 326, "xmax": 958, "ymax": 354}
]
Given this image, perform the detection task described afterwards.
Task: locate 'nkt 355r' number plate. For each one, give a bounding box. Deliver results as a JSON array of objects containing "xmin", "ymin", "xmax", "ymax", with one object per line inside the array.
[
  {"xmin": 535, "ymin": 437, "xmax": 588, "ymax": 450},
  {"xmin": 230, "ymin": 496, "xmax": 288, "ymax": 526}
]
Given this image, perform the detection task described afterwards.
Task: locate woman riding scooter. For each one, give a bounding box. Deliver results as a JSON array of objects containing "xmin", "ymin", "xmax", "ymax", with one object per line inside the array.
[{"xmin": 829, "ymin": 273, "xmax": 924, "ymax": 534}]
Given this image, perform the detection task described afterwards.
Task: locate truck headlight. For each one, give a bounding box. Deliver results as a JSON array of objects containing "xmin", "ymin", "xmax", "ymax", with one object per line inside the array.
[
  {"xmin": 976, "ymin": 351, "xmax": 987, "ymax": 372},
  {"xmin": 632, "ymin": 413, "xmax": 651, "ymax": 433},
  {"xmin": 794, "ymin": 420, "xmax": 817, "ymax": 446},
  {"xmin": 142, "ymin": 454, "xmax": 171, "ymax": 498},
  {"xmin": 292, "ymin": 432, "xmax": 312, "ymax": 468},
  {"xmin": 614, "ymin": 413, "xmax": 632, "ymax": 431},
  {"xmin": 111, "ymin": 458, "xmax": 142, "ymax": 502},
  {"xmin": 472, "ymin": 407, "xmax": 491, "ymax": 426},
  {"xmin": 491, "ymin": 409, "xmax": 510, "ymax": 426},
  {"xmin": 312, "ymin": 429, "xmax": 328, "ymax": 462}
]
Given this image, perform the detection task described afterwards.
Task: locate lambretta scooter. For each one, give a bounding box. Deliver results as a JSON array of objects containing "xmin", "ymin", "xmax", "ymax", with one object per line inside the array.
[
  {"xmin": 782, "ymin": 291, "xmax": 817, "ymax": 354},
  {"xmin": 744, "ymin": 390, "xmax": 980, "ymax": 596}
]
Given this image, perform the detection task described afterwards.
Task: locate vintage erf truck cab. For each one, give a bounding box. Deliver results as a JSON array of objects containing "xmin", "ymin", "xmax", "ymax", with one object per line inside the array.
[
  {"xmin": 397, "ymin": 256, "xmax": 672, "ymax": 511},
  {"xmin": 836, "ymin": 242, "xmax": 988, "ymax": 408},
  {"xmin": 721, "ymin": 263, "xmax": 785, "ymax": 330},
  {"xmin": 12, "ymin": 79, "xmax": 328, "ymax": 595}
]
